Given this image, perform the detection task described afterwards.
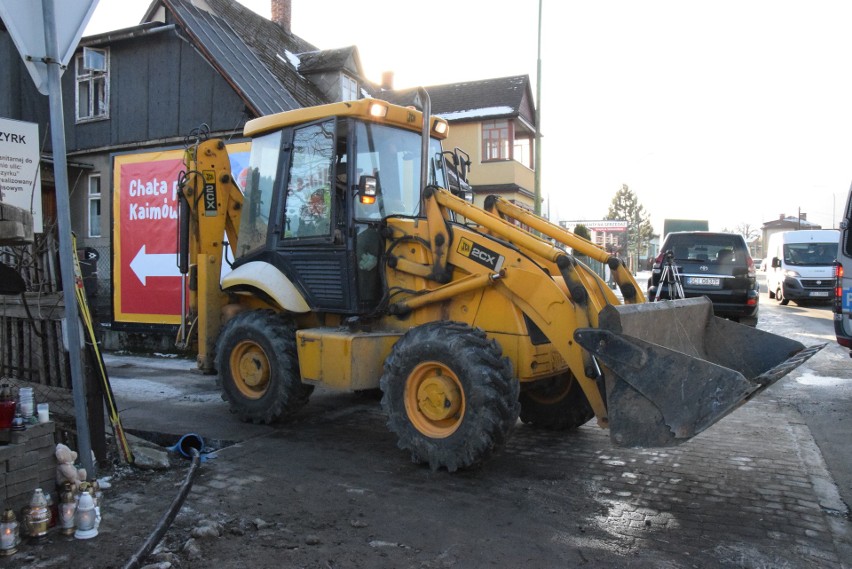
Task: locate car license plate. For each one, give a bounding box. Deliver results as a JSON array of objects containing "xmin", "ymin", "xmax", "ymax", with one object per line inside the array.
[
  {"xmin": 686, "ymin": 277, "xmax": 720, "ymax": 286},
  {"xmin": 809, "ymin": 291, "xmax": 829, "ymax": 297}
]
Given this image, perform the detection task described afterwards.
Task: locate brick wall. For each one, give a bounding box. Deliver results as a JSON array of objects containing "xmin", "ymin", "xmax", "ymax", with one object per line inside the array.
[{"xmin": 0, "ymin": 423, "xmax": 56, "ymax": 511}]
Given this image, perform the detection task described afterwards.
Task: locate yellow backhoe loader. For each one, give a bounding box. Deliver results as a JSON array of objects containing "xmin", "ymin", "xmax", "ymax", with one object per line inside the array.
[{"xmin": 177, "ymin": 92, "xmax": 821, "ymax": 471}]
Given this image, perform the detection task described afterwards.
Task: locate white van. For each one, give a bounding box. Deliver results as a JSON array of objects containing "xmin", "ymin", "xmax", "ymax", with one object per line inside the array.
[{"xmin": 765, "ymin": 229, "xmax": 839, "ymax": 305}]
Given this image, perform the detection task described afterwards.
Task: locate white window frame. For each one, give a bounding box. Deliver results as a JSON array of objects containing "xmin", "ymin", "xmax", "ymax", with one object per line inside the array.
[
  {"xmin": 340, "ymin": 73, "xmax": 358, "ymax": 102},
  {"xmin": 88, "ymin": 174, "xmax": 101, "ymax": 238},
  {"xmin": 513, "ymin": 135, "xmax": 533, "ymax": 169},
  {"xmin": 482, "ymin": 119, "xmax": 512, "ymax": 161},
  {"xmin": 75, "ymin": 48, "xmax": 110, "ymax": 122}
]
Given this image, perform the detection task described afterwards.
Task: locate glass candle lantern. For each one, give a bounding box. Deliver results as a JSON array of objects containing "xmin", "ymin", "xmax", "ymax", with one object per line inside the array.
[
  {"xmin": 24, "ymin": 488, "xmax": 50, "ymax": 538},
  {"xmin": 0, "ymin": 509, "xmax": 19, "ymax": 556},
  {"xmin": 58, "ymin": 490, "xmax": 77, "ymax": 535},
  {"xmin": 74, "ymin": 492, "xmax": 98, "ymax": 539}
]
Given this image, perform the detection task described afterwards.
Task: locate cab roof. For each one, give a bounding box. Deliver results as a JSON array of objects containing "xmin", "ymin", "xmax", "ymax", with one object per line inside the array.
[{"xmin": 244, "ymin": 99, "xmax": 449, "ymax": 140}]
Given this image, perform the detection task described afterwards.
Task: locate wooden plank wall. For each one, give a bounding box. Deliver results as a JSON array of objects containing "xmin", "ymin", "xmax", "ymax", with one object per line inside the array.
[{"xmin": 0, "ymin": 293, "xmax": 71, "ymax": 389}]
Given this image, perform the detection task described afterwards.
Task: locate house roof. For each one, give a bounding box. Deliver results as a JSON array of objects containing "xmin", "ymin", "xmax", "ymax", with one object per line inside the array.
[
  {"xmin": 382, "ymin": 75, "xmax": 535, "ymax": 125},
  {"xmin": 762, "ymin": 216, "xmax": 821, "ymax": 230},
  {"xmin": 146, "ymin": 0, "xmax": 331, "ymax": 111},
  {"xmin": 158, "ymin": 0, "xmax": 300, "ymax": 115},
  {"xmin": 196, "ymin": 0, "xmax": 327, "ymax": 108},
  {"xmin": 298, "ymin": 46, "xmax": 361, "ymax": 76}
]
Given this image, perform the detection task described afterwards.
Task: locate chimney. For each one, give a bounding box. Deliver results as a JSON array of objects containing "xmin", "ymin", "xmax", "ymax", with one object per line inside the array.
[
  {"xmin": 381, "ymin": 71, "xmax": 394, "ymax": 90},
  {"xmin": 271, "ymin": 0, "xmax": 291, "ymax": 34},
  {"xmin": 779, "ymin": 213, "xmax": 785, "ymax": 220}
]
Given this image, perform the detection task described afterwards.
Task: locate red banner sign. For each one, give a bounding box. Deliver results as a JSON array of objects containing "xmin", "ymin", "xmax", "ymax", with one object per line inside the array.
[{"xmin": 112, "ymin": 144, "xmax": 250, "ymax": 325}]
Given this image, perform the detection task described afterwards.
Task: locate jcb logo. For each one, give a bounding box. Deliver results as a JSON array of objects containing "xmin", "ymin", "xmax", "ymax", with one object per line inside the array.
[
  {"xmin": 457, "ymin": 238, "xmax": 504, "ymax": 271},
  {"xmin": 202, "ymin": 170, "xmax": 217, "ymax": 216}
]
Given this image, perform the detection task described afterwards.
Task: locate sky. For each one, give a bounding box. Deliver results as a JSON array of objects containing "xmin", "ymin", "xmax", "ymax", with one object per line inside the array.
[{"xmin": 84, "ymin": 0, "xmax": 852, "ymax": 235}]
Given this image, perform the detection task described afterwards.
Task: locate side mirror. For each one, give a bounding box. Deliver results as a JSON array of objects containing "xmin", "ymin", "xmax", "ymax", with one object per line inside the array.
[
  {"xmin": 454, "ymin": 147, "xmax": 471, "ymax": 182},
  {"xmin": 772, "ymin": 257, "xmax": 781, "ymax": 268},
  {"xmin": 357, "ymin": 175, "xmax": 378, "ymax": 205}
]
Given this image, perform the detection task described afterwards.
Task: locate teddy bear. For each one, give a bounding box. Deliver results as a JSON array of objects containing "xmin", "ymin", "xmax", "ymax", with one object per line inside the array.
[{"xmin": 55, "ymin": 443, "xmax": 87, "ymax": 491}]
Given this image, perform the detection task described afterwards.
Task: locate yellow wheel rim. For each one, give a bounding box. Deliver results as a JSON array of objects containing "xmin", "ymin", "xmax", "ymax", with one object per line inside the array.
[
  {"xmin": 404, "ymin": 361, "xmax": 465, "ymax": 438},
  {"xmin": 229, "ymin": 340, "xmax": 271, "ymax": 399}
]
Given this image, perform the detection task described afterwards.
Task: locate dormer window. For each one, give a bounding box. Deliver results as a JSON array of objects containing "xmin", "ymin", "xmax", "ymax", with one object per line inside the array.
[{"xmin": 340, "ymin": 73, "xmax": 358, "ymax": 102}]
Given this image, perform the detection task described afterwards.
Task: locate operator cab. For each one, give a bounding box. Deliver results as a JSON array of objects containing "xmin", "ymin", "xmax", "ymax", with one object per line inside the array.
[{"xmin": 234, "ymin": 100, "xmax": 452, "ymax": 315}]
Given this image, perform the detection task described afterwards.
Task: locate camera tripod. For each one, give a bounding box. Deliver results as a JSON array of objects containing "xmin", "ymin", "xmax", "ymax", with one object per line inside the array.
[{"xmin": 654, "ymin": 250, "xmax": 685, "ymax": 301}]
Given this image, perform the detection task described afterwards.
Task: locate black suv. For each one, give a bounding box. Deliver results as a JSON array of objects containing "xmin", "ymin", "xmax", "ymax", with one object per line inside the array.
[{"xmin": 647, "ymin": 231, "xmax": 759, "ymax": 326}]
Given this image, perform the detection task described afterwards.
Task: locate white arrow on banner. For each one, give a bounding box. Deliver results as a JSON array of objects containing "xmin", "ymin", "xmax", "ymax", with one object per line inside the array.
[{"xmin": 129, "ymin": 245, "xmax": 181, "ymax": 285}]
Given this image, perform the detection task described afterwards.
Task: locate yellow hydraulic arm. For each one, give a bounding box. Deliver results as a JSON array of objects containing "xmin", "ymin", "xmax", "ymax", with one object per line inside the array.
[
  {"xmin": 387, "ymin": 186, "xmax": 641, "ymax": 423},
  {"xmin": 482, "ymin": 195, "xmax": 645, "ymax": 304},
  {"xmin": 177, "ymin": 138, "xmax": 244, "ymax": 371}
]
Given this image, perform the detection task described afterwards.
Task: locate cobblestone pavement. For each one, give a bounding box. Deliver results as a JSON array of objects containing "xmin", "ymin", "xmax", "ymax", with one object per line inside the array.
[
  {"xmin": 13, "ymin": 358, "xmax": 850, "ymax": 568},
  {"xmin": 109, "ymin": 387, "xmax": 849, "ymax": 568}
]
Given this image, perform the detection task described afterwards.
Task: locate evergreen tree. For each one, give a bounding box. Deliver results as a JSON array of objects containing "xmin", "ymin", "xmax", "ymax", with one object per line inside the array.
[
  {"xmin": 573, "ymin": 224, "xmax": 591, "ymax": 241},
  {"xmin": 604, "ymin": 184, "xmax": 654, "ymax": 269}
]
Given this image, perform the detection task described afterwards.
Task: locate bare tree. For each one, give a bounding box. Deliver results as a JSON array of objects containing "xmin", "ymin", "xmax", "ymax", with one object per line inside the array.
[
  {"xmin": 735, "ymin": 223, "xmax": 759, "ymax": 241},
  {"xmin": 721, "ymin": 223, "xmax": 762, "ymax": 258}
]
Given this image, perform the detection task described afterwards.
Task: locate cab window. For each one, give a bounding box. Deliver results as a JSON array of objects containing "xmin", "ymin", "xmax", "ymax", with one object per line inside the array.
[
  {"xmin": 238, "ymin": 130, "xmax": 281, "ymax": 257},
  {"xmin": 284, "ymin": 120, "xmax": 334, "ymax": 238}
]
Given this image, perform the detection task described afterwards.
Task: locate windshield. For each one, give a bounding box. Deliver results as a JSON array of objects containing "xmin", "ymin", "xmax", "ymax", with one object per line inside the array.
[
  {"xmin": 783, "ymin": 242, "xmax": 836, "ymax": 266},
  {"xmin": 353, "ymin": 121, "xmax": 446, "ymax": 220}
]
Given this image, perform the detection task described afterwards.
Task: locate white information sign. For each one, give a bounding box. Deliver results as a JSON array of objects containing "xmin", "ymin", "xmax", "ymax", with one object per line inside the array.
[{"xmin": 0, "ymin": 117, "xmax": 42, "ymax": 233}]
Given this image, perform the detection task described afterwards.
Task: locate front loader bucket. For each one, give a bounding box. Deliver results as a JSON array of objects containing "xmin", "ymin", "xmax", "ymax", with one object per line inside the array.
[{"xmin": 574, "ymin": 297, "xmax": 824, "ymax": 447}]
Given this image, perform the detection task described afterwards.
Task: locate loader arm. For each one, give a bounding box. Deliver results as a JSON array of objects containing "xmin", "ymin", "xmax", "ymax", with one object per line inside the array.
[
  {"xmin": 423, "ymin": 186, "xmax": 619, "ymax": 330},
  {"xmin": 390, "ymin": 185, "xmax": 823, "ymax": 444},
  {"xmin": 177, "ymin": 138, "xmax": 244, "ymax": 372},
  {"xmin": 481, "ymin": 195, "xmax": 644, "ymax": 304},
  {"xmin": 389, "ymin": 186, "xmax": 618, "ymax": 422}
]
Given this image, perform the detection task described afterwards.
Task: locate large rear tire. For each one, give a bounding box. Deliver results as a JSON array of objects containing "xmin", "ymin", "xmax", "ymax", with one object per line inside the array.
[
  {"xmin": 380, "ymin": 321, "xmax": 520, "ymax": 472},
  {"xmin": 519, "ymin": 372, "xmax": 594, "ymax": 430},
  {"xmin": 216, "ymin": 310, "xmax": 313, "ymax": 424}
]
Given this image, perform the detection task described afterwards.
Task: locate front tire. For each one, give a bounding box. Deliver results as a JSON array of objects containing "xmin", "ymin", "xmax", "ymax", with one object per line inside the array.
[
  {"xmin": 519, "ymin": 372, "xmax": 594, "ymax": 430},
  {"xmin": 380, "ymin": 322, "xmax": 520, "ymax": 472},
  {"xmin": 216, "ymin": 310, "xmax": 313, "ymax": 424},
  {"xmin": 776, "ymin": 287, "xmax": 789, "ymax": 305}
]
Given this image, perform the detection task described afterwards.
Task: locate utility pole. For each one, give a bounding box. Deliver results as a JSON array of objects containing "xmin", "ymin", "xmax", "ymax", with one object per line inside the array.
[
  {"xmin": 534, "ymin": 0, "xmax": 542, "ymax": 216},
  {"xmin": 42, "ymin": 0, "xmax": 96, "ymax": 478}
]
